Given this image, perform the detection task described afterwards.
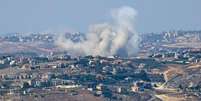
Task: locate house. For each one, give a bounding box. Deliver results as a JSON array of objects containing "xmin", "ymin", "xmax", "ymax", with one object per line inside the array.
[{"xmin": 131, "ymin": 83, "xmax": 139, "ymax": 92}]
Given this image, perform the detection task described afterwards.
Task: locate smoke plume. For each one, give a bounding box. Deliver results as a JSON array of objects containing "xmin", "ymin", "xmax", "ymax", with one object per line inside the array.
[{"xmin": 55, "ymin": 6, "xmax": 140, "ymax": 57}]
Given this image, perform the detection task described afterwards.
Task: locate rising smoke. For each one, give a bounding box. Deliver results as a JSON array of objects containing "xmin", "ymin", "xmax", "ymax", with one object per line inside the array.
[{"xmin": 55, "ymin": 6, "xmax": 140, "ymax": 57}]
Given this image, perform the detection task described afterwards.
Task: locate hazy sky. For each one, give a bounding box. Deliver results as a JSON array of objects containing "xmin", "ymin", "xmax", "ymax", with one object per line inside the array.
[{"xmin": 0, "ymin": 0, "xmax": 201, "ymax": 33}]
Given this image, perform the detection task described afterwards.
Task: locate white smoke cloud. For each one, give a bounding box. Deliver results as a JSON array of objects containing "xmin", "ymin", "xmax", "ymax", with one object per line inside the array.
[{"xmin": 55, "ymin": 6, "xmax": 140, "ymax": 57}]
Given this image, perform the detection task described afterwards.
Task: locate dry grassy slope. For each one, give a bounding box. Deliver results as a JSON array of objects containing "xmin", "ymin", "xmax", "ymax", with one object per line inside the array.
[
  {"xmin": 155, "ymin": 63, "xmax": 201, "ymax": 101},
  {"xmin": 0, "ymin": 41, "xmax": 58, "ymax": 54},
  {"xmin": 163, "ymin": 62, "xmax": 201, "ymax": 86},
  {"xmin": 163, "ymin": 64, "xmax": 185, "ymax": 82}
]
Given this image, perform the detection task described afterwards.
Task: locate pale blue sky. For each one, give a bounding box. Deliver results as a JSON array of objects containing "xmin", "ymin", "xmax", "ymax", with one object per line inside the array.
[{"xmin": 0, "ymin": 0, "xmax": 201, "ymax": 33}]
